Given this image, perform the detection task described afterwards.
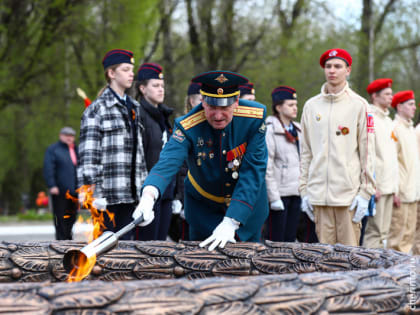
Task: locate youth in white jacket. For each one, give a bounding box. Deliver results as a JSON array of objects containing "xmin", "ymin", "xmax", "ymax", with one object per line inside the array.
[
  {"xmin": 388, "ymin": 91, "xmax": 419, "ymax": 253},
  {"xmin": 363, "ymin": 79, "xmax": 398, "ymax": 249},
  {"xmin": 299, "ymin": 48, "xmax": 376, "ymax": 246},
  {"xmin": 265, "ymin": 86, "xmax": 301, "ymax": 242}
]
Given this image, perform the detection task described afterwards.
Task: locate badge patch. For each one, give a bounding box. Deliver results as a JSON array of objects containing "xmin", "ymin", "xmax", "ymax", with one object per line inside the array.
[
  {"xmin": 215, "ymin": 74, "xmax": 228, "ymax": 83},
  {"xmin": 316, "ymin": 114, "xmax": 321, "ymax": 121},
  {"xmin": 367, "ymin": 113, "xmax": 375, "ymax": 133},
  {"xmin": 172, "ymin": 129, "xmax": 185, "ymax": 143},
  {"xmin": 259, "ymin": 122, "xmax": 266, "ymax": 133}
]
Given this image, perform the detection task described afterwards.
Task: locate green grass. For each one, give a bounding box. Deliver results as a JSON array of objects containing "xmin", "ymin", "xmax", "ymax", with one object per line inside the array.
[{"xmin": 0, "ymin": 209, "xmax": 53, "ymax": 222}]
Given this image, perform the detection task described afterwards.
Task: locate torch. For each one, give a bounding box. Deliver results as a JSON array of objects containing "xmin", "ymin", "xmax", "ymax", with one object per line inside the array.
[{"xmin": 63, "ymin": 214, "xmax": 143, "ymax": 274}]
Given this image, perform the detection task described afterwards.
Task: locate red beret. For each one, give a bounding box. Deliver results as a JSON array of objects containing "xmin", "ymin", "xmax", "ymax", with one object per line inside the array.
[
  {"xmin": 391, "ymin": 90, "xmax": 414, "ymax": 108},
  {"xmin": 320, "ymin": 48, "xmax": 352, "ymax": 68},
  {"xmin": 366, "ymin": 78, "xmax": 393, "ymax": 94}
]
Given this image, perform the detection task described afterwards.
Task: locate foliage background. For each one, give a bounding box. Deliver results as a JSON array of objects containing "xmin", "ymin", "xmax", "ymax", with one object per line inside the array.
[{"xmin": 0, "ymin": 0, "xmax": 419, "ymax": 213}]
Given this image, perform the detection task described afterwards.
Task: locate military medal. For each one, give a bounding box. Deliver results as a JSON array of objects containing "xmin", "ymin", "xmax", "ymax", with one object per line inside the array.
[
  {"xmin": 233, "ymin": 159, "xmax": 240, "ymax": 167},
  {"xmin": 202, "ymin": 152, "xmax": 207, "ymax": 160},
  {"xmin": 197, "ymin": 158, "xmax": 202, "ymax": 166},
  {"xmin": 206, "ymin": 139, "xmax": 213, "ymax": 147},
  {"xmin": 209, "ymin": 151, "xmax": 214, "ymax": 159},
  {"xmin": 232, "ymin": 171, "xmax": 238, "ymax": 179},
  {"xmin": 197, "ymin": 137, "xmax": 204, "ymax": 147}
]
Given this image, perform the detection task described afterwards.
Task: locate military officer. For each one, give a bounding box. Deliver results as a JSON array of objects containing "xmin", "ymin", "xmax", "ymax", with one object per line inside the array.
[{"xmin": 132, "ymin": 70, "xmax": 269, "ymax": 250}]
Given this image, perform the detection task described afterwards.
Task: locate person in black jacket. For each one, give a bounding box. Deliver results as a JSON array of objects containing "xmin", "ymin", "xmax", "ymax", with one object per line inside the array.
[
  {"xmin": 133, "ymin": 63, "xmax": 176, "ymax": 240},
  {"xmin": 43, "ymin": 127, "xmax": 79, "ymax": 240}
]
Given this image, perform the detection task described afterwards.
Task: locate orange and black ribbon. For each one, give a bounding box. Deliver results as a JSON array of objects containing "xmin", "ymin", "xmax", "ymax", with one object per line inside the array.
[{"xmin": 227, "ymin": 142, "xmax": 247, "ymax": 161}]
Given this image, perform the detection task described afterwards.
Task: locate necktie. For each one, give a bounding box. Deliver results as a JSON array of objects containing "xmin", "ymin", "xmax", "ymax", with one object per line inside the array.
[{"xmin": 68, "ymin": 143, "xmax": 77, "ymax": 165}]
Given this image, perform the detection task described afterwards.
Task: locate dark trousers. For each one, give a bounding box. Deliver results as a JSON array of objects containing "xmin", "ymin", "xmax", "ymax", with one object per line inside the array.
[
  {"xmin": 136, "ymin": 198, "xmax": 172, "ymax": 241},
  {"xmin": 51, "ymin": 194, "xmax": 77, "ymax": 240},
  {"xmin": 104, "ymin": 203, "xmax": 136, "ymax": 240},
  {"xmin": 296, "ymin": 212, "xmax": 319, "ymax": 243},
  {"xmin": 265, "ymin": 196, "xmax": 301, "ymax": 242}
]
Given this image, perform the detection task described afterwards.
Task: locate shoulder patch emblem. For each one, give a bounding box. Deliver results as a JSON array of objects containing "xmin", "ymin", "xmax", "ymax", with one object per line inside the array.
[
  {"xmin": 172, "ymin": 129, "xmax": 186, "ymax": 143},
  {"xmin": 367, "ymin": 113, "xmax": 375, "ymax": 133},
  {"xmin": 180, "ymin": 110, "xmax": 206, "ymax": 130},
  {"xmin": 234, "ymin": 106, "xmax": 264, "ymax": 119}
]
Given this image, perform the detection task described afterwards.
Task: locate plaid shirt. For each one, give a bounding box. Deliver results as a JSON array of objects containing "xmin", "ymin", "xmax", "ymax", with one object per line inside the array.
[{"xmin": 77, "ymin": 87, "xmax": 148, "ymax": 205}]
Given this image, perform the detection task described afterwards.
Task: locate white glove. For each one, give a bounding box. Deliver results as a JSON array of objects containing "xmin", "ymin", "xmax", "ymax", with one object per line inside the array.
[
  {"xmin": 132, "ymin": 186, "xmax": 159, "ymax": 226},
  {"xmin": 172, "ymin": 199, "xmax": 183, "ymax": 214},
  {"xmin": 270, "ymin": 199, "xmax": 285, "ymax": 211},
  {"xmin": 349, "ymin": 195, "xmax": 369, "ymax": 223},
  {"xmin": 301, "ymin": 195, "xmax": 314, "ymax": 222},
  {"xmin": 199, "ymin": 217, "xmax": 240, "ymax": 251},
  {"xmin": 78, "ymin": 192, "xmax": 87, "ymax": 208},
  {"xmin": 92, "ymin": 198, "xmax": 107, "ymax": 211}
]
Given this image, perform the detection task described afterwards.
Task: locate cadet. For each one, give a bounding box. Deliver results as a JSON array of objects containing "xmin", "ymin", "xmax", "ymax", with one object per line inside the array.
[
  {"xmin": 134, "ymin": 63, "xmax": 176, "ymax": 241},
  {"xmin": 78, "ymin": 49, "xmax": 148, "ymax": 240},
  {"xmin": 184, "ymin": 82, "xmax": 203, "ymax": 113},
  {"xmin": 265, "ymin": 86, "xmax": 301, "ymax": 242},
  {"xmin": 299, "ymin": 48, "xmax": 376, "ymax": 246},
  {"xmin": 239, "ymin": 82, "xmax": 256, "ymax": 101},
  {"xmin": 363, "ymin": 78, "xmax": 398, "ymax": 249},
  {"xmin": 132, "ymin": 70, "xmax": 269, "ymax": 250},
  {"xmin": 387, "ymin": 91, "xmax": 419, "ymax": 253}
]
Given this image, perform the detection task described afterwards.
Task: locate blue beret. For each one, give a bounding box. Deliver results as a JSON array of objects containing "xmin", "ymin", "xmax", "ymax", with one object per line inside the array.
[
  {"xmin": 191, "ymin": 70, "xmax": 248, "ymax": 106},
  {"xmin": 187, "ymin": 82, "xmax": 201, "ymax": 95},
  {"xmin": 239, "ymin": 82, "xmax": 255, "ymax": 96},
  {"xmin": 137, "ymin": 63, "xmax": 164, "ymax": 81},
  {"xmin": 271, "ymin": 86, "xmax": 297, "ymax": 104},
  {"xmin": 102, "ymin": 49, "xmax": 134, "ymax": 70}
]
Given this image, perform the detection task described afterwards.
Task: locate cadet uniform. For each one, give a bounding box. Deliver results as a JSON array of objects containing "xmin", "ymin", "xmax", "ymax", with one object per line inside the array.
[
  {"xmin": 413, "ymin": 123, "xmax": 420, "ymax": 255},
  {"xmin": 388, "ymin": 91, "xmax": 419, "ymax": 253},
  {"xmin": 136, "ymin": 71, "xmax": 269, "ymax": 243},
  {"xmin": 363, "ymin": 78, "xmax": 398, "ymax": 249},
  {"xmin": 299, "ymin": 49, "xmax": 376, "ymax": 246}
]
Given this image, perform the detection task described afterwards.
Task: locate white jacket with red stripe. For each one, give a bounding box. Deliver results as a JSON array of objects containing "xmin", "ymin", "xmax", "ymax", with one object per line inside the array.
[
  {"xmin": 299, "ymin": 82, "xmax": 376, "ymax": 206},
  {"xmin": 392, "ymin": 115, "xmax": 420, "ymax": 203}
]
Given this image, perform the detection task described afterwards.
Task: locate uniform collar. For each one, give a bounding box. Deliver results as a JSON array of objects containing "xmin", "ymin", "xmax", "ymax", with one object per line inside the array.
[
  {"xmin": 321, "ymin": 81, "xmax": 349, "ymax": 101},
  {"xmin": 103, "ymin": 86, "xmax": 138, "ymax": 108},
  {"xmin": 371, "ymin": 104, "xmax": 390, "ymax": 118},
  {"xmin": 395, "ymin": 113, "xmax": 413, "ymax": 128}
]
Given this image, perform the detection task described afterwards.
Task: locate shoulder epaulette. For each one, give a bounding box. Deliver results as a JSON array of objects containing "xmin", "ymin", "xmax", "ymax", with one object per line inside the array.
[
  {"xmin": 180, "ymin": 110, "xmax": 206, "ymax": 130},
  {"xmin": 234, "ymin": 105, "xmax": 264, "ymax": 119}
]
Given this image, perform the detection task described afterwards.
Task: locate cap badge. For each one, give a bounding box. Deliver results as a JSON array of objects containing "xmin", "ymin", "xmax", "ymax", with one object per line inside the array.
[
  {"xmin": 293, "ymin": 93, "xmax": 297, "ymax": 99},
  {"xmin": 329, "ymin": 50, "xmax": 338, "ymax": 57},
  {"xmin": 251, "ymin": 88, "xmax": 255, "ymax": 95},
  {"xmin": 217, "ymin": 88, "xmax": 224, "ymax": 95},
  {"xmin": 159, "ymin": 73, "xmax": 164, "ymax": 79},
  {"xmin": 130, "ymin": 57, "xmax": 135, "ymax": 64},
  {"xmin": 215, "ymin": 74, "xmax": 228, "ymax": 83}
]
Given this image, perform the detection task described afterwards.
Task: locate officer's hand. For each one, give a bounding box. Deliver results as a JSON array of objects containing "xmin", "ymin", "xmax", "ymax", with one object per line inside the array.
[
  {"xmin": 349, "ymin": 195, "xmax": 369, "ymax": 223},
  {"xmin": 270, "ymin": 199, "xmax": 285, "ymax": 211},
  {"xmin": 132, "ymin": 186, "xmax": 159, "ymax": 226},
  {"xmin": 301, "ymin": 196, "xmax": 314, "ymax": 222},
  {"xmin": 393, "ymin": 194, "xmax": 401, "ymax": 208},
  {"xmin": 199, "ymin": 217, "xmax": 240, "ymax": 251},
  {"xmin": 172, "ymin": 199, "xmax": 183, "ymax": 214},
  {"xmin": 50, "ymin": 187, "xmax": 59, "ymax": 195},
  {"xmin": 92, "ymin": 198, "xmax": 107, "ymax": 211}
]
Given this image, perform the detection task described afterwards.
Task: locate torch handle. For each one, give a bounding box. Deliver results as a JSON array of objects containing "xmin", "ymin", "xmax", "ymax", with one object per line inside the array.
[{"xmin": 114, "ymin": 214, "xmax": 144, "ymax": 239}]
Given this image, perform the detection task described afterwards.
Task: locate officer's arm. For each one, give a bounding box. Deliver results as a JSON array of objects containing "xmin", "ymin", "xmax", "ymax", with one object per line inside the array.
[
  {"xmin": 226, "ymin": 120, "xmax": 268, "ymax": 225},
  {"xmin": 143, "ymin": 127, "xmax": 190, "ymax": 197}
]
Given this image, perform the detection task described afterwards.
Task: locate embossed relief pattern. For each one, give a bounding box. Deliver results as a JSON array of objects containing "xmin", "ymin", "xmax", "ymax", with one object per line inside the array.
[{"xmin": 0, "ymin": 240, "xmax": 412, "ymax": 282}]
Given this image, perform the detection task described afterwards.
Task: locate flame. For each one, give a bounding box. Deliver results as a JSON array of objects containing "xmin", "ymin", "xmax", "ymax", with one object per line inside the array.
[
  {"xmin": 65, "ymin": 185, "xmax": 116, "ymax": 282},
  {"xmin": 67, "ymin": 253, "xmax": 97, "ymax": 283}
]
